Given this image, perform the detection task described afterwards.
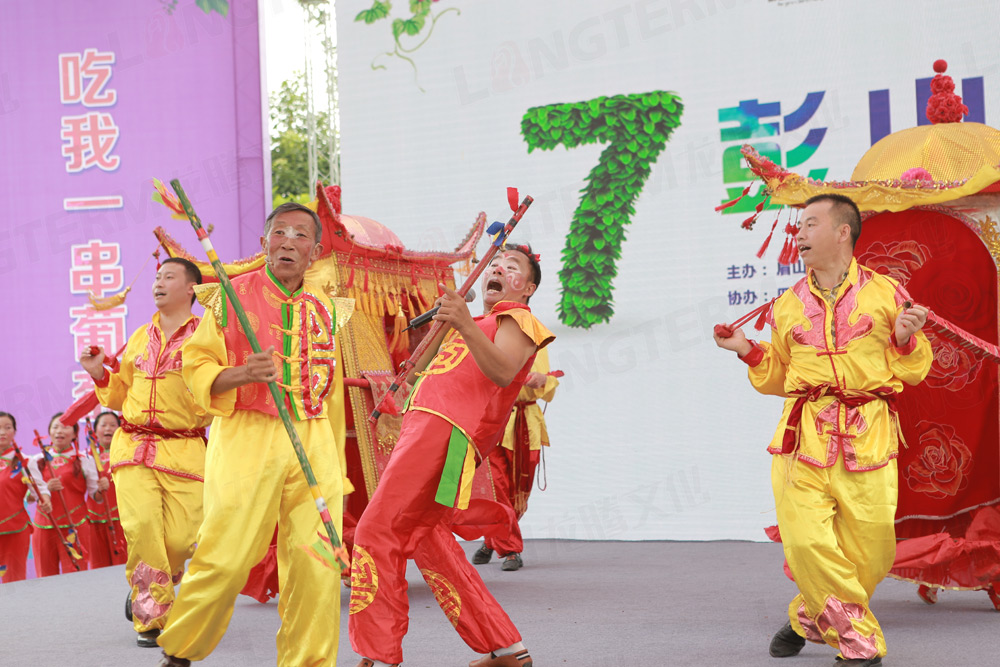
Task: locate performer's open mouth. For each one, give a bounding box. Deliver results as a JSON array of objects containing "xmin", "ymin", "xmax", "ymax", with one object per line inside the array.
[{"xmin": 486, "ymin": 278, "xmax": 503, "ymax": 294}]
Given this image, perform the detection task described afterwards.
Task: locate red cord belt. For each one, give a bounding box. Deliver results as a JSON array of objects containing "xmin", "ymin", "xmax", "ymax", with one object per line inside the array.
[
  {"xmin": 782, "ymin": 384, "xmax": 899, "ymax": 454},
  {"xmin": 120, "ymin": 417, "xmax": 207, "ymax": 442}
]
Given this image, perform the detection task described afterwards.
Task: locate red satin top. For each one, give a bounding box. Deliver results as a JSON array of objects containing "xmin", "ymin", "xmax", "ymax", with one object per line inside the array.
[
  {"xmin": 0, "ymin": 449, "xmax": 30, "ymax": 535},
  {"xmin": 407, "ymin": 301, "xmax": 554, "ymax": 456}
]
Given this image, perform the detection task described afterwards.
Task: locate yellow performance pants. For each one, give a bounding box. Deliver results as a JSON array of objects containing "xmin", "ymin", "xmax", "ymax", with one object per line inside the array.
[
  {"xmin": 113, "ymin": 463, "xmax": 204, "ymax": 633},
  {"xmin": 772, "ymin": 454, "xmax": 897, "ymax": 660},
  {"xmin": 158, "ymin": 410, "xmax": 344, "ymax": 667}
]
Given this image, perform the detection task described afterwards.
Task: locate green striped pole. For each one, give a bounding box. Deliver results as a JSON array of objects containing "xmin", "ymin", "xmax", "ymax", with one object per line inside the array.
[{"xmin": 169, "ymin": 179, "xmax": 347, "ymax": 570}]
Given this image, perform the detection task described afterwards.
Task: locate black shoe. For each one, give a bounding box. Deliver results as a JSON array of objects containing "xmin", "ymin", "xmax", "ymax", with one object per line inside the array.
[
  {"xmin": 137, "ymin": 629, "xmax": 161, "ymax": 648},
  {"xmin": 769, "ymin": 621, "xmax": 806, "ymax": 657},
  {"xmin": 472, "ymin": 544, "xmax": 494, "ymax": 565},
  {"xmin": 125, "ymin": 591, "xmax": 133, "ymax": 622},
  {"xmin": 501, "ymin": 553, "xmax": 523, "ymax": 571},
  {"xmin": 158, "ymin": 652, "xmax": 191, "ymax": 667},
  {"xmin": 834, "ymin": 657, "xmax": 882, "ymax": 666}
]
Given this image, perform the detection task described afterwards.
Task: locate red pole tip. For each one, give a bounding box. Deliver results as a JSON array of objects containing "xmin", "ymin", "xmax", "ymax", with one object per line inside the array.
[{"xmin": 933, "ymin": 59, "xmax": 948, "ymax": 74}]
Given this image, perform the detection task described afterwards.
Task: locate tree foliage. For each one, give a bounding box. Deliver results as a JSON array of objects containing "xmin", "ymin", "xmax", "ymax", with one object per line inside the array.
[{"xmin": 269, "ymin": 72, "xmax": 331, "ymax": 207}]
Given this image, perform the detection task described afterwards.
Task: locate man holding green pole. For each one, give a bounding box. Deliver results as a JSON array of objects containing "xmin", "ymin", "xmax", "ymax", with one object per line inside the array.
[{"xmin": 158, "ymin": 203, "xmax": 351, "ymax": 667}]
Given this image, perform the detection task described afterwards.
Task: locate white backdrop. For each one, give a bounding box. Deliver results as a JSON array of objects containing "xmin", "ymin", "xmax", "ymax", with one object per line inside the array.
[{"xmin": 335, "ymin": 0, "xmax": 1000, "ymax": 540}]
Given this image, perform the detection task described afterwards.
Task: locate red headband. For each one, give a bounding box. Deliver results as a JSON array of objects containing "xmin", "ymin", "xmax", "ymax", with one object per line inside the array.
[{"xmin": 505, "ymin": 244, "xmax": 540, "ymax": 263}]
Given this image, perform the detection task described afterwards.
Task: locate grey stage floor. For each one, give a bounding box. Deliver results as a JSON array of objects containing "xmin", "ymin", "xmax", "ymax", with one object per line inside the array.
[{"xmin": 1, "ymin": 540, "xmax": 997, "ymax": 666}]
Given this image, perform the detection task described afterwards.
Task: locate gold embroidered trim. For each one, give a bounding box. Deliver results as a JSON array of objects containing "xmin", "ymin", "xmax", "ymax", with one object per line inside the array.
[
  {"xmin": 269, "ymin": 323, "xmax": 302, "ymax": 336},
  {"xmin": 420, "ymin": 568, "xmax": 462, "ymax": 627},
  {"xmin": 193, "ymin": 283, "xmax": 223, "ymax": 322},
  {"xmin": 349, "ymin": 546, "xmax": 378, "ymax": 614},
  {"xmin": 331, "ymin": 297, "xmax": 355, "ymax": 335}
]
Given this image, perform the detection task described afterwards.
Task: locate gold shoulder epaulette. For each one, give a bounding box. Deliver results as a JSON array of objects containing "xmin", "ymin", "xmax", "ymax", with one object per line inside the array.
[{"xmin": 194, "ymin": 283, "xmax": 223, "ymax": 322}]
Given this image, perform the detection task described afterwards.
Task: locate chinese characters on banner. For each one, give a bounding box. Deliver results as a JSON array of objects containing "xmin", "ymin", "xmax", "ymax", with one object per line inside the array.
[
  {"xmin": 59, "ymin": 48, "xmax": 124, "ymax": 210},
  {"xmin": 60, "ymin": 49, "xmax": 128, "ymax": 404},
  {"xmin": 725, "ymin": 260, "xmax": 807, "ymax": 309},
  {"xmin": 68, "ymin": 241, "xmax": 129, "ymax": 402},
  {"xmin": 717, "ymin": 92, "xmax": 829, "ymax": 215},
  {"xmin": 718, "ymin": 92, "xmax": 827, "ymax": 309}
]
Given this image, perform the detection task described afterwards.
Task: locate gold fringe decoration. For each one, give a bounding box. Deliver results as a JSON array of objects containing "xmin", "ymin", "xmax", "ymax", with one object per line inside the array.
[
  {"xmin": 87, "ymin": 248, "xmax": 158, "ymax": 311},
  {"xmin": 88, "ymin": 286, "xmax": 131, "ymax": 311}
]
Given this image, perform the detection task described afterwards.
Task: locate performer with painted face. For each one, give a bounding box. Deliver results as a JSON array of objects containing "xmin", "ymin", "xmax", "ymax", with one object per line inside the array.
[
  {"xmin": 157, "ymin": 202, "xmax": 349, "ymax": 667},
  {"xmin": 349, "ymin": 244, "xmax": 554, "ymax": 667},
  {"xmin": 460, "ymin": 248, "xmax": 558, "ymax": 572},
  {"xmin": 714, "ymin": 194, "xmax": 933, "ymax": 667},
  {"xmin": 80, "ymin": 257, "xmax": 210, "ymax": 648},
  {"xmin": 0, "ymin": 411, "xmax": 32, "ymax": 583}
]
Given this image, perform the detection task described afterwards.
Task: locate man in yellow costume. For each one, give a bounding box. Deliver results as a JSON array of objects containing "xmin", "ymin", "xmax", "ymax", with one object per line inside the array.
[
  {"xmin": 80, "ymin": 257, "xmax": 210, "ymax": 648},
  {"xmin": 156, "ymin": 202, "xmax": 349, "ymax": 667},
  {"xmin": 714, "ymin": 194, "xmax": 933, "ymax": 667}
]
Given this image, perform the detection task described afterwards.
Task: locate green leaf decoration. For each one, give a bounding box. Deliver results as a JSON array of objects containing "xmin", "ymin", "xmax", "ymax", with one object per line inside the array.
[
  {"xmin": 403, "ymin": 15, "xmax": 426, "ymax": 35},
  {"xmin": 391, "ymin": 17, "xmax": 405, "ymax": 38},
  {"xmin": 409, "ymin": 0, "xmax": 432, "ymax": 16},
  {"xmin": 522, "ymin": 92, "xmax": 684, "ymax": 328},
  {"xmin": 392, "ymin": 14, "xmax": 425, "ymax": 38},
  {"xmin": 355, "ymin": 1, "xmax": 392, "ymax": 24},
  {"xmin": 195, "ymin": 0, "xmax": 229, "ymax": 17}
]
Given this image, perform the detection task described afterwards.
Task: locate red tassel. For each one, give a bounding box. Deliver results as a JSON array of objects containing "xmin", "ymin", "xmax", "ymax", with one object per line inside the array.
[
  {"xmin": 756, "ymin": 231, "xmax": 774, "ymax": 258},
  {"xmin": 740, "ymin": 196, "xmax": 770, "ymax": 230},
  {"xmin": 362, "ymin": 258, "xmax": 371, "ymax": 292},
  {"xmin": 777, "ymin": 237, "xmax": 793, "ymax": 266},
  {"xmin": 715, "ymin": 184, "xmax": 753, "ymax": 212},
  {"xmin": 756, "ymin": 216, "xmax": 781, "ymax": 258},
  {"xmin": 345, "ymin": 266, "xmax": 355, "ymax": 290},
  {"xmin": 374, "ymin": 391, "xmax": 399, "ymax": 417},
  {"xmin": 778, "ymin": 224, "xmax": 799, "ymax": 265},
  {"xmin": 507, "ymin": 187, "xmax": 519, "ymax": 212},
  {"xmin": 788, "ymin": 242, "xmax": 800, "ymax": 265},
  {"xmin": 719, "ymin": 297, "xmax": 777, "ymax": 338},
  {"xmin": 754, "ymin": 306, "xmax": 769, "ymax": 331}
]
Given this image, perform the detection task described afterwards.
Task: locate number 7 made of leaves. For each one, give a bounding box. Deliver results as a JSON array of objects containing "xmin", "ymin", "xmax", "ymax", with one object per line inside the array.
[{"xmin": 522, "ymin": 92, "xmax": 683, "ymax": 328}]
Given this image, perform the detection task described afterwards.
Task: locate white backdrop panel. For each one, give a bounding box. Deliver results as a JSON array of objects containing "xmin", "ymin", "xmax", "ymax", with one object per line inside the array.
[{"xmin": 335, "ymin": 0, "xmax": 1000, "ymax": 540}]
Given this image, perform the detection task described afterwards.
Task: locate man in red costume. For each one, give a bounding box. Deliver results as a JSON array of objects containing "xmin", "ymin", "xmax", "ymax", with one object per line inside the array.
[
  {"xmin": 467, "ymin": 346, "xmax": 557, "ymax": 572},
  {"xmin": 349, "ymin": 245, "xmax": 554, "ymax": 667}
]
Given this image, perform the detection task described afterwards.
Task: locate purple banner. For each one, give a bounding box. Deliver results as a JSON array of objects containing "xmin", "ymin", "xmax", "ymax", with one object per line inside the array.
[{"xmin": 0, "ymin": 1, "xmax": 267, "ymax": 441}]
